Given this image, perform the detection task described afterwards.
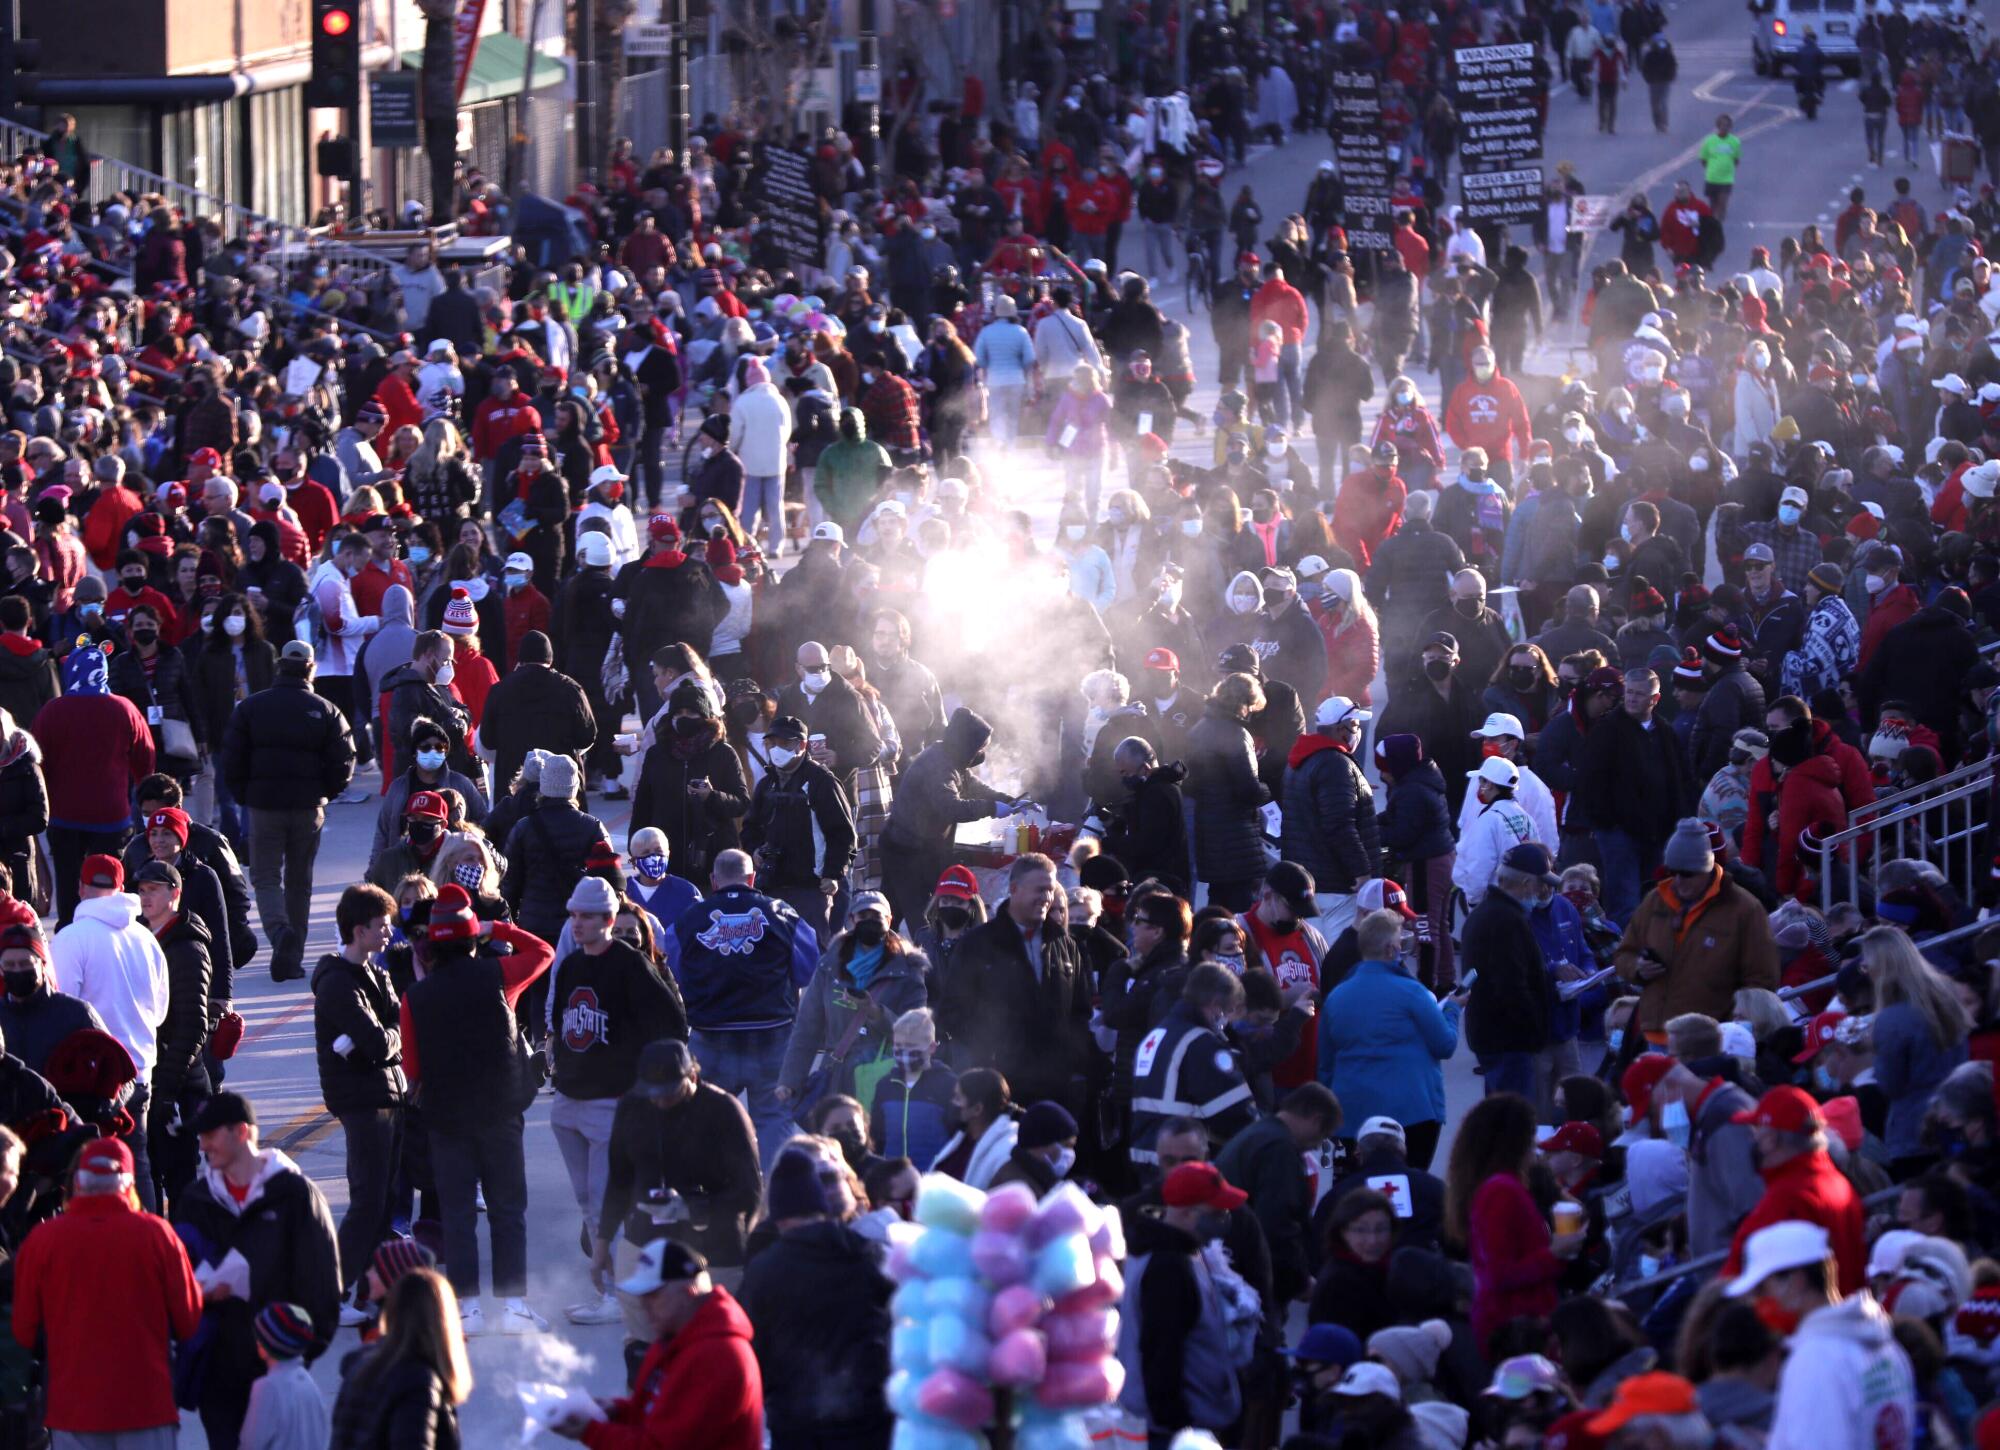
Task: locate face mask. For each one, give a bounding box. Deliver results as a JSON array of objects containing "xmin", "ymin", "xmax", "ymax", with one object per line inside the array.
[
  {"xmin": 408, "ymin": 821, "xmax": 443, "ymax": 849},
  {"xmin": 1659, "ymin": 1097, "xmax": 1691, "ymax": 1148},
  {"xmin": 768, "ymin": 746, "xmax": 798, "ymax": 768},
  {"xmin": 132, "ymin": 628, "xmax": 158, "ymax": 647},
  {"xmin": 1213, "ymin": 951, "xmax": 1245, "ymax": 973},
  {"xmin": 867, "ymin": 320, "xmax": 884, "ymax": 334},
  {"xmin": 674, "ymin": 715, "xmax": 711, "ymax": 739},
  {"xmin": 452, "ymin": 860, "xmax": 484, "ymax": 891},
  {"xmin": 1508, "ymin": 665, "xmax": 1538, "ymax": 691},
  {"xmin": 1158, "ymin": 581, "xmax": 1183, "ymax": 608},
  {"xmin": 415, "ymin": 748, "xmax": 447, "ymax": 772},
  {"xmin": 1690, "ymin": 454, "xmax": 1710, "ymax": 472},
  {"xmin": 1454, "ymin": 596, "xmax": 1481, "ymax": 618},
  {"xmin": 434, "ymin": 660, "xmax": 455, "ymax": 686},
  {"xmin": 1049, "ymin": 1146, "xmax": 1077, "ymax": 1178},
  {"xmin": 1754, "ymin": 1294, "xmax": 1803, "ymax": 1336},
  {"xmin": 801, "ymin": 666, "xmax": 831, "ymax": 694},
  {"xmin": 1615, "ymin": 406, "xmax": 1633, "ymax": 424},
  {"xmin": 1107, "ymin": 509, "xmax": 1129, "ymax": 527},
  {"xmin": 1180, "ymin": 520, "xmax": 1202, "ymax": 538},
  {"xmin": 1564, "ymin": 427, "xmax": 1583, "ymax": 445},
  {"xmin": 504, "ymin": 570, "xmax": 530, "ymax": 592},
  {"xmin": 1813, "ymin": 1064, "xmax": 1839, "ymax": 1093},
  {"xmin": 936, "ymin": 904, "xmax": 970, "ymax": 931},
  {"xmin": 853, "ymin": 918, "xmax": 888, "ymax": 947},
  {"xmin": 1620, "ymin": 524, "xmax": 1640, "ymax": 546},
  {"xmin": 1424, "ymin": 657, "xmax": 1452, "ymax": 681},
  {"xmin": 1602, "ymin": 553, "xmax": 1621, "ymax": 572},
  {"xmin": 0, "ymin": 969, "xmax": 34, "ymax": 997},
  {"xmin": 222, "ymin": 613, "xmax": 246, "ymax": 638},
  {"xmin": 1865, "ymin": 573, "xmax": 1889, "ymax": 595},
  {"xmin": 79, "ymin": 602, "xmax": 101, "ymax": 619},
  {"xmin": 408, "ymin": 546, "xmax": 431, "ymax": 565},
  {"xmin": 201, "ymin": 614, "xmax": 218, "ymax": 633},
  {"xmin": 1064, "ymin": 524, "xmax": 1087, "ymax": 541},
  {"xmin": 1777, "ymin": 504, "xmax": 1803, "ymax": 525},
  {"xmin": 1229, "ymin": 591, "xmax": 1259, "ymax": 615},
  {"xmin": 894, "ymin": 1048, "xmax": 931, "ymax": 1076},
  {"xmin": 1393, "ymin": 387, "xmax": 1413, "ymax": 405},
  {"xmin": 121, "ymin": 576, "xmax": 145, "ymax": 593}
]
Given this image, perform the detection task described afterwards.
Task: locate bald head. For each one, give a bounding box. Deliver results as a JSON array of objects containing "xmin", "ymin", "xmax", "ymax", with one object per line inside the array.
[{"xmin": 1405, "ymin": 491, "xmax": 1435, "ymax": 524}]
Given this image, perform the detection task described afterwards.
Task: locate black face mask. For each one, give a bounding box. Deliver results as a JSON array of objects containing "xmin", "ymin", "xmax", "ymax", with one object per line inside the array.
[
  {"xmin": 1453, "ymin": 597, "xmax": 1482, "ymax": 618},
  {"xmin": 1270, "ymin": 915, "xmax": 1298, "ymax": 934},
  {"xmin": 1, "ymin": 969, "xmax": 35, "ymax": 998},
  {"xmin": 131, "ymin": 629, "xmax": 158, "ymax": 647},
  {"xmin": 830, "ymin": 1124, "xmax": 867, "ymax": 1169},
  {"xmin": 1120, "ymin": 773, "xmax": 1148, "ymax": 792},
  {"xmin": 853, "ymin": 918, "xmax": 887, "ymax": 947},
  {"xmin": 671, "ymin": 715, "xmax": 705, "ymax": 737},
  {"xmin": 936, "ymin": 904, "xmax": 971, "ymax": 931},
  {"xmin": 407, "ymin": 821, "xmax": 443, "ymax": 849},
  {"xmin": 120, "ymin": 576, "xmax": 145, "ymax": 593},
  {"xmin": 1424, "ymin": 657, "xmax": 1453, "ymax": 681},
  {"xmin": 1509, "ymin": 665, "xmax": 1539, "ymax": 691}
]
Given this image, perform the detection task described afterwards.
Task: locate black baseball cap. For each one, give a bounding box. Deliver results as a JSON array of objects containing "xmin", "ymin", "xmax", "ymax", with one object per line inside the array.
[
  {"xmin": 1266, "ymin": 861, "xmax": 1317, "ymax": 919},
  {"xmin": 192, "ymin": 1091, "xmax": 257, "ymax": 1133},
  {"xmin": 766, "ymin": 714, "xmax": 808, "ymax": 743}
]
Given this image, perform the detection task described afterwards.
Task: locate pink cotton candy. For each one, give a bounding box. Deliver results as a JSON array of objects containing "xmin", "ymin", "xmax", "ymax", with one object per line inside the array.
[
  {"xmin": 980, "ymin": 1180, "xmax": 1038, "ymax": 1233},
  {"xmin": 1026, "ymin": 1182, "xmax": 1093, "ymax": 1248},
  {"xmin": 988, "ymin": 1283, "xmax": 1048, "ymax": 1338},
  {"xmin": 970, "ymin": 1228, "xmax": 1031, "ymax": 1286},
  {"xmin": 1034, "ymin": 1356, "xmax": 1125, "ymax": 1409},
  {"xmin": 914, "ymin": 1366, "xmax": 996, "ymax": 1430},
  {"xmin": 1053, "ymin": 1256, "xmax": 1123, "ymax": 1313},
  {"xmin": 1042, "ymin": 1307, "xmax": 1119, "ymax": 1362},
  {"xmin": 988, "ymin": 1327, "xmax": 1050, "ymax": 1386}
]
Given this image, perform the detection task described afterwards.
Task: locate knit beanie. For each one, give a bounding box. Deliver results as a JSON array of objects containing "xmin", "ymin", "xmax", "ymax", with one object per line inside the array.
[
  {"xmin": 567, "ymin": 875, "xmax": 619, "ymax": 914},
  {"xmin": 1661, "ymin": 817, "xmax": 1715, "ymax": 875},
  {"xmin": 1373, "ymin": 732, "xmax": 1424, "ymax": 779},
  {"xmin": 1368, "ymin": 1320, "xmax": 1453, "ymax": 1388},
  {"xmin": 441, "ymin": 586, "xmax": 477, "ymax": 635},
  {"xmin": 1020, "ymin": 1101, "xmax": 1080, "ymax": 1151},
  {"xmin": 253, "ymin": 1302, "xmax": 316, "ymax": 1361},
  {"xmin": 766, "ymin": 1150, "xmax": 829, "ymax": 1220},
  {"xmin": 370, "ymin": 1236, "xmax": 436, "ymax": 1291},
  {"xmin": 519, "ymin": 748, "xmax": 549, "ymax": 786},
  {"xmin": 518, "ymin": 631, "xmax": 554, "ymax": 665},
  {"xmin": 541, "ymin": 754, "xmax": 579, "ymax": 802}
]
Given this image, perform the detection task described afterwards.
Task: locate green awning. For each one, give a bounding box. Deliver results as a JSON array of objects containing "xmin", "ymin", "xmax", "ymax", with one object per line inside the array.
[{"xmin": 398, "ymin": 33, "xmax": 567, "ymax": 108}]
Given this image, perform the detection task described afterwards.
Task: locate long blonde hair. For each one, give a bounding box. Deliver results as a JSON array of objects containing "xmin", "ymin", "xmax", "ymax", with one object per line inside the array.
[
  {"xmin": 410, "ymin": 418, "xmax": 464, "ymax": 475},
  {"xmin": 365, "ymin": 1269, "xmax": 472, "ymax": 1406},
  {"xmin": 1322, "ymin": 567, "xmax": 1377, "ymax": 637},
  {"xmin": 1862, "ymin": 926, "xmax": 1971, "ymax": 1050}
]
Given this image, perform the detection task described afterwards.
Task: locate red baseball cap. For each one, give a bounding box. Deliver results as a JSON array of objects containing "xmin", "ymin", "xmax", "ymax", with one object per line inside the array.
[
  {"xmin": 405, "ymin": 791, "xmax": 449, "ymax": 822},
  {"xmin": 1587, "ymin": 1373, "xmax": 1699, "ymax": 1436},
  {"xmin": 1731, "ymin": 1083, "xmax": 1824, "ymax": 1134},
  {"xmin": 1142, "ymin": 647, "xmax": 1180, "ymax": 672},
  {"xmin": 1821, "ymin": 1094, "xmax": 1863, "ymax": 1152},
  {"xmin": 1162, "ymin": 1161, "xmax": 1248, "ymax": 1211},
  {"xmin": 1792, "ymin": 1010, "xmax": 1848, "ymax": 1064},
  {"xmin": 1538, "ymin": 1121, "xmax": 1605, "ymax": 1159},
  {"xmin": 188, "ymin": 447, "xmax": 223, "ymax": 470},
  {"xmin": 649, "ymin": 513, "xmax": 681, "ymax": 541},
  {"xmin": 934, "ymin": 864, "xmax": 980, "ymax": 901},
  {"xmin": 78, "ymin": 1136, "xmax": 134, "ymax": 1177},
  {"xmin": 1621, "ymin": 1053, "xmax": 1678, "ymax": 1126},
  {"xmin": 80, "ymin": 854, "xmax": 123, "ymax": 892},
  {"xmin": 1357, "ymin": 877, "xmax": 1417, "ymax": 922}
]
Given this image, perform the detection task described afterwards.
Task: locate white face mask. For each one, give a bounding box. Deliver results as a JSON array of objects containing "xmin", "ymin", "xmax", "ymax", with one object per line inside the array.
[
  {"xmin": 801, "ymin": 666, "xmax": 832, "ymax": 694},
  {"xmin": 1393, "ymin": 387, "xmax": 1413, "ymax": 405},
  {"xmin": 1064, "ymin": 524, "xmax": 1087, "ymax": 541},
  {"xmin": 1049, "ymin": 1145, "xmax": 1076, "ymax": 1178},
  {"xmin": 1690, "ymin": 454, "xmax": 1711, "ymax": 472},
  {"xmin": 1865, "ymin": 573, "xmax": 1890, "ymax": 595},
  {"xmin": 768, "ymin": 746, "xmax": 798, "ymax": 767},
  {"xmin": 1616, "ymin": 406, "xmax": 1633, "ymax": 424},
  {"xmin": 223, "ymin": 614, "xmax": 245, "ymax": 637},
  {"xmin": 1229, "ymin": 590, "xmax": 1259, "ymax": 615},
  {"xmin": 1603, "ymin": 553, "xmax": 1621, "ymax": 571},
  {"xmin": 1659, "ymin": 1097, "xmax": 1691, "ymax": 1148},
  {"xmin": 434, "ymin": 660, "xmax": 455, "ymax": 686},
  {"xmin": 1564, "ymin": 426, "xmax": 1583, "ymax": 444},
  {"xmin": 1158, "ymin": 581, "xmax": 1183, "ymax": 608},
  {"xmin": 1267, "ymin": 443, "xmax": 1285, "ymax": 458},
  {"xmin": 1621, "ymin": 524, "xmax": 1640, "ymax": 545}
]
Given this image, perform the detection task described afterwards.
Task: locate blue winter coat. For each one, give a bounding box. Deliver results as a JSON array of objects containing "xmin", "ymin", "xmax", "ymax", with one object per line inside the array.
[
  {"xmin": 1317, "ymin": 959, "xmax": 1461, "ymax": 1128},
  {"xmin": 1526, "ymin": 891, "xmax": 1593, "ymax": 1045}
]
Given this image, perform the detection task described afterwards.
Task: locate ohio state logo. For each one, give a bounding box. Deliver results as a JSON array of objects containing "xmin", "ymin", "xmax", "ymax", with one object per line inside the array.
[
  {"xmin": 563, "ymin": 987, "xmax": 609, "ymax": 1052},
  {"xmin": 696, "ymin": 908, "xmax": 769, "ymax": 956}
]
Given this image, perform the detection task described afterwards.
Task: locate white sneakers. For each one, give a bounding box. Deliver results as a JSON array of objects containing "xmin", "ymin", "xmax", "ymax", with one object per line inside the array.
[
  {"xmin": 337, "ymin": 1303, "xmax": 373, "ymax": 1329},
  {"xmin": 565, "ymin": 1291, "xmax": 622, "ymax": 1326},
  {"xmin": 461, "ymin": 1296, "xmax": 548, "ymax": 1336},
  {"xmin": 460, "ymin": 1300, "xmax": 487, "ymax": 1337}
]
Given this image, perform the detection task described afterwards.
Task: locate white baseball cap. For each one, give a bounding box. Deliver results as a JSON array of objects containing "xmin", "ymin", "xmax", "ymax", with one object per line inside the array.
[
  {"xmin": 1725, "ymin": 1220, "xmax": 1831, "ymax": 1297},
  {"xmin": 1936, "ymin": 373, "xmax": 1970, "ymax": 396},
  {"xmin": 1294, "ymin": 554, "xmax": 1331, "ymax": 580},
  {"xmin": 1356, "ymin": 1114, "xmax": 1405, "ymax": 1143},
  {"xmin": 1470, "ymin": 711, "xmax": 1526, "ymax": 740},
  {"xmin": 589, "ymin": 463, "xmax": 628, "ymax": 488},
  {"xmin": 1469, "ymin": 755, "xmax": 1520, "ymax": 789},
  {"xmin": 811, "ymin": 521, "xmax": 846, "ymax": 544},
  {"xmin": 504, "ymin": 551, "xmax": 534, "ymax": 573},
  {"xmin": 1315, "ymin": 695, "xmax": 1371, "ymax": 729},
  {"xmin": 1331, "ymin": 1362, "xmax": 1402, "ymax": 1401}
]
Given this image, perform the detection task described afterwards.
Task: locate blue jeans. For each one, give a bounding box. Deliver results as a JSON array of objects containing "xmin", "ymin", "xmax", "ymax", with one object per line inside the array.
[
  {"xmin": 690, "ymin": 1026, "xmax": 793, "ymax": 1167},
  {"xmin": 1598, "ymin": 829, "xmax": 1661, "ymax": 923},
  {"xmin": 1279, "ymin": 340, "xmax": 1304, "ymax": 423},
  {"xmin": 1481, "ymin": 1051, "xmax": 1538, "ymax": 1101},
  {"xmin": 741, "ymin": 473, "xmax": 785, "ymax": 554}
]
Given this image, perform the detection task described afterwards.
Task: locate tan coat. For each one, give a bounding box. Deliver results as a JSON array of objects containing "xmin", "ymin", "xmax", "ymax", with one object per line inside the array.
[{"xmin": 1613, "ymin": 869, "xmax": 1780, "ymax": 1032}]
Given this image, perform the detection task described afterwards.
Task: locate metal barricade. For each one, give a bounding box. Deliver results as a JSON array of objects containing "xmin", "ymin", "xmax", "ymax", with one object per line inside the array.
[{"xmin": 1814, "ymin": 755, "xmax": 1993, "ymax": 913}]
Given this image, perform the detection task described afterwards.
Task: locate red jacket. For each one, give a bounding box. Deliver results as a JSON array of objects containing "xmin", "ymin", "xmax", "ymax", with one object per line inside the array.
[
  {"xmin": 583, "ymin": 1288, "xmax": 763, "ymax": 1450},
  {"xmin": 247, "ymin": 506, "xmax": 312, "ymax": 567},
  {"xmin": 1660, "ymin": 198, "xmax": 1712, "ymax": 262},
  {"xmin": 1741, "ymin": 721, "xmax": 1875, "ymax": 890},
  {"xmin": 104, "ymin": 583, "xmax": 178, "ymax": 640},
  {"xmin": 1331, "ymin": 470, "xmax": 1407, "ymax": 569},
  {"xmin": 455, "ymin": 640, "xmax": 500, "ymax": 732},
  {"xmin": 1443, "ymin": 376, "xmax": 1534, "ymax": 461},
  {"xmin": 504, "ymin": 583, "xmax": 552, "ymax": 668},
  {"xmin": 1392, "ymin": 225, "xmax": 1431, "ymax": 284},
  {"xmin": 282, "ymin": 478, "xmax": 340, "ymax": 555},
  {"xmin": 1724, "ymin": 1148, "xmax": 1866, "ymax": 1294},
  {"xmin": 34, "ymin": 691, "xmax": 156, "ymax": 829},
  {"xmin": 13, "ymin": 1193, "xmax": 202, "ymax": 1433},
  {"xmin": 351, "ymin": 557, "xmax": 415, "ymax": 620},
  {"xmin": 373, "ymin": 374, "xmax": 425, "ymax": 440},
  {"xmin": 1250, "ymin": 278, "xmax": 1310, "ymax": 346},
  {"xmin": 472, "ymin": 395, "xmax": 541, "ymax": 461},
  {"xmin": 1769, "ymin": 753, "xmax": 1849, "ymax": 898},
  {"xmin": 80, "ymin": 485, "xmax": 142, "ymax": 570},
  {"xmin": 1316, "ymin": 608, "xmax": 1379, "ymax": 705},
  {"xmin": 1858, "ymin": 582, "xmax": 1921, "ymax": 668},
  {"xmin": 1468, "ymin": 1172, "xmax": 1560, "ymax": 1352}
]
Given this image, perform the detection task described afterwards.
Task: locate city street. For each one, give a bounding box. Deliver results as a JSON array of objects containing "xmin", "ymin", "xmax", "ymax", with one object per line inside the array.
[{"xmin": 195, "ymin": 3, "xmax": 1922, "ymax": 1433}]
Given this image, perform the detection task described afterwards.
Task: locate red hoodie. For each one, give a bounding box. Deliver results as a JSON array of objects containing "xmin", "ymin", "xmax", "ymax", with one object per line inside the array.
[
  {"xmin": 1724, "ymin": 1148, "xmax": 1866, "ymax": 1294},
  {"xmin": 1858, "ymin": 581, "xmax": 1921, "ymax": 668},
  {"xmin": 583, "ymin": 1287, "xmax": 763, "ymax": 1450}
]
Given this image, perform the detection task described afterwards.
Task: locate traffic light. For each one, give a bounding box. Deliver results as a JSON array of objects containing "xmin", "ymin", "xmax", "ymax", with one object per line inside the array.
[{"xmin": 307, "ymin": 0, "xmax": 359, "ymax": 108}]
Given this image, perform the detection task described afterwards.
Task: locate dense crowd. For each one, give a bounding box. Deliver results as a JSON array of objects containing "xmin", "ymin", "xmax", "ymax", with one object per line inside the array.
[{"xmin": 2, "ymin": 0, "xmax": 2000, "ymax": 1446}]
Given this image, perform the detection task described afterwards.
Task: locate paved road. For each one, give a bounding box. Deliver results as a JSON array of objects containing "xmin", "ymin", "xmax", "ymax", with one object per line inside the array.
[{"xmin": 185, "ymin": 13, "xmax": 1920, "ymax": 1435}]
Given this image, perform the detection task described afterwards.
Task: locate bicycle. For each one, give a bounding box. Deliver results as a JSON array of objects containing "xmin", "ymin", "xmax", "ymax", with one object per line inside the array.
[{"xmin": 1184, "ymin": 231, "xmax": 1214, "ymax": 312}]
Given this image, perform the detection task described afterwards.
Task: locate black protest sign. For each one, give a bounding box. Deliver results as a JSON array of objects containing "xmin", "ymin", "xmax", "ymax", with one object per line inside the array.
[
  {"xmin": 1453, "ymin": 43, "xmax": 1544, "ymax": 225},
  {"xmin": 1329, "ymin": 69, "xmax": 1393, "ymax": 250},
  {"xmin": 752, "ymin": 147, "xmax": 825, "ymax": 274}
]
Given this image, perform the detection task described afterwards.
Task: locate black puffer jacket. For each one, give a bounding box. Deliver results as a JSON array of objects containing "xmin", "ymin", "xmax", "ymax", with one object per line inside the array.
[
  {"xmin": 311, "ymin": 951, "xmax": 405, "ymax": 1115},
  {"xmin": 220, "ymin": 673, "xmax": 357, "ymax": 810},
  {"xmin": 632, "ymin": 716, "xmax": 748, "ymax": 883},
  {"xmin": 739, "ymin": 1220, "xmax": 894, "ymax": 1445},
  {"xmin": 745, "ymin": 758, "xmax": 857, "ymax": 891},
  {"xmin": 1282, "ymin": 735, "xmax": 1380, "ymax": 894},
  {"xmin": 119, "ymin": 819, "xmax": 256, "ymax": 972},
  {"xmin": 109, "ymin": 641, "xmax": 202, "ymax": 757},
  {"xmin": 328, "ymin": 1347, "xmax": 461, "ymax": 1450},
  {"xmin": 1101, "ymin": 763, "xmax": 1189, "ymax": 898},
  {"xmin": 0, "ymin": 638, "xmax": 56, "ymax": 729},
  {"xmin": 380, "ymin": 660, "xmax": 473, "ymax": 778},
  {"xmin": 152, "ymin": 910, "xmax": 213, "ymax": 1107},
  {"xmin": 498, "ymin": 797, "xmax": 611, "ymax": 941},
  {"xmin": 0, "ymin": 739, "xmax": 48, "ymax": 910},
  {"xmin": 1378, "ymin": 759, "xmax": 1455, "ymax": 864},
  {"xmin": 479, "ymin": 661, "xmax": 598, "ymax": 792},
  {"xmin": 1185, "ymin": 701, "xmax": 1271, "ymax": 888}
]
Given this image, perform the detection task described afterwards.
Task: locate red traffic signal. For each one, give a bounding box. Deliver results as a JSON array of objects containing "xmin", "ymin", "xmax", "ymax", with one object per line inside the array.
[{"xmin": 320, "ymin": 6, "xmax": 352, "ymax": 34}]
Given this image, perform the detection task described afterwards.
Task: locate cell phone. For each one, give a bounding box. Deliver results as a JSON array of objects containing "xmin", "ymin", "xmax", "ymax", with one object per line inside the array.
[
  {"xmin": 1458, "ymin": 971, "xmax": 1477, "ymax": 992},
  {"xmin": 689, "ymin": 775, "xmax": 708, "ymax": 790}
]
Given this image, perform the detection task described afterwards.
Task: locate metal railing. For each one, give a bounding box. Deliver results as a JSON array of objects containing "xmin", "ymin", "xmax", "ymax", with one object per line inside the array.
[
  {"xmin": 1813, "ymin": 755, "xmax": 1993, "ymax": 913},
  {"xmin": 1612, "ymin": 1185, "xmax": 1902, "ymax": 1297}
]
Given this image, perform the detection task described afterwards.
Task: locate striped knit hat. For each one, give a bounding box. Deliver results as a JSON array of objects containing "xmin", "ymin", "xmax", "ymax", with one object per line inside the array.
[
  {"xmin": 426, "ymin": 884, "xmax": 480, "ymax": 943},
  {"xmin": 1671, "ymin": 646, "xmax": 1705, "ymax": 686},
  {"xmin": 1702, "ymin": 622, "xmax": 1745, "ymax": 661},
  {"xmin": 519, "ymin": 431, "xmax": 548, "ymax": 458},
  {"xmin": 441, "ymin": 587, "xmax": 477, "ymax": 636},
  {"xmin": 371, "ymin": 1236, "xmax": 436, "ymax": 1291},
  {"xmin": 254, "ymin": 1302, "xmax": 315, "ymax": 1360}
]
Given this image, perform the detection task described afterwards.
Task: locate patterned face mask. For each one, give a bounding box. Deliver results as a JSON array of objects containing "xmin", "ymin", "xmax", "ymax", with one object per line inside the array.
[
  {"xmin": 452, "ymin": 860, "xmax": 484, "ymax": 892},
  {"xmin": 636, "ymin": 853, "xmax": 670, "ymax": 879}
]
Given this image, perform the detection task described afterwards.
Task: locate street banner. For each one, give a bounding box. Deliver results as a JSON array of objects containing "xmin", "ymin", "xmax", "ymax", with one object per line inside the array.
[{"xmin": 453, "ymin": 0, "xmax": 490, "ymax": 104}]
